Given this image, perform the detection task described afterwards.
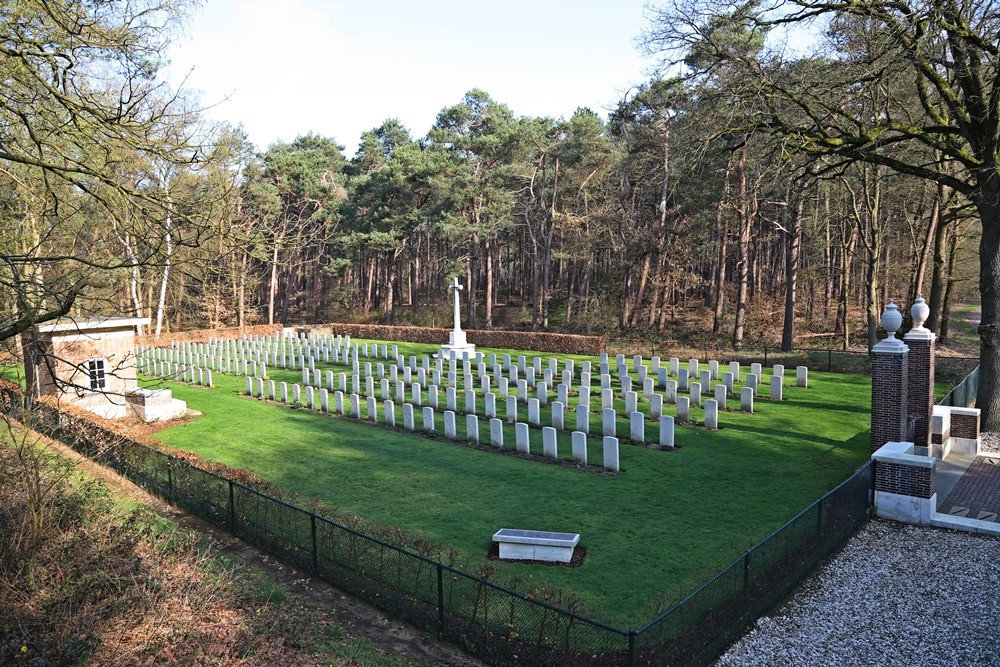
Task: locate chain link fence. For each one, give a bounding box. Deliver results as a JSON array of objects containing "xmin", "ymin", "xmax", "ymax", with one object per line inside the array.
[{"xmin": 0, "ymin": 382, "xmax": 873, "ymax": 666}]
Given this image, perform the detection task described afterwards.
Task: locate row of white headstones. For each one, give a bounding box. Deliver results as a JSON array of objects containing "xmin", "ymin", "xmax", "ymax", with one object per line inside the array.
[{"xmin": 137, "ymin": 336, "xmax": 809, "ymax": 471}]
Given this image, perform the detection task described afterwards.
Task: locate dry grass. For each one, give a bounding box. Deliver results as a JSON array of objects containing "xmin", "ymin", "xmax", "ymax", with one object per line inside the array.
[{"xmin": 0, "ymin": 421, "xmax": 410, "ymax": 667}]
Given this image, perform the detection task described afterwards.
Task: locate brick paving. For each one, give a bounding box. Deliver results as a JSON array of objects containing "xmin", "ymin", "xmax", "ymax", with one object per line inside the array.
[{"xmin": 940, "ymin": 456, "xmax": 1000, "ymax": 520}]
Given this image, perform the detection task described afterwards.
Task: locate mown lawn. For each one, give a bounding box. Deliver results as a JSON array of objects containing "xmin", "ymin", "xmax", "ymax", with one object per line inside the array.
[{"xmin": 149, "ymin": 343, "xmax": 875, "ymax": 628}]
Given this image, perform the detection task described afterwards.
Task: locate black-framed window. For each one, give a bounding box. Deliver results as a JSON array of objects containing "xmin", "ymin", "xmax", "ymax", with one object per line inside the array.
[{"xmin": 86, "ymin": 358, "xmax": 106, "ymax": 390}]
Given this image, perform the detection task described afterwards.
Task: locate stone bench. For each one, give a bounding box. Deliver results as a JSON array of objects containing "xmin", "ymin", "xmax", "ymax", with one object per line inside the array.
[{"xmin": 492, "ymin": 528, "xmax": 580, "ymax": 563}]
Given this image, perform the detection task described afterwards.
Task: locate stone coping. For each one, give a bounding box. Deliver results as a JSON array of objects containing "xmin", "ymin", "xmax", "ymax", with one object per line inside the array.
[
  {"xmin": 492, "ymin": 528, "xmax": 580, "ymax": 548},
  {"xmin": 872, "ymin": 441, "xmax": 936, "ymax": 469}
]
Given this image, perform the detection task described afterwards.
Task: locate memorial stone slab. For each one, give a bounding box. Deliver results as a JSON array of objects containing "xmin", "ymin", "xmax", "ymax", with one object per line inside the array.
[
  {"xmin": 293, "ymin": 384, "xmax": 302, "ymax": 405},
  {"xmin": 403, "ymin": 404, "xmax": 415, "ymax": 430},
  {"xmin": 444, "ymin": 410, "xmax": 456, "ymax": 438},
  {"xmin": 447, "ymin": 387, "xmax": 457, "ymax": 411},
  {"xmin": 741, "ymin": 387, "xmax": 754, "ymax": 413},
  {"xmin": 770, "ymin": 376, "xmax": 783, "ymax": 400},
  {"xmin": 603, "ymin": 437, "xmax": 620, "ymax": 471},
  {"xmin": 557, "ymin": 383, "xmax": 569, "ymax": 405},
  {"xmin": 678, "ymin": 368, "xmax": 689, "ymax": 390},
  {"xmin": 659, "ymin": 415, "xmax": 675, "ymax": 447},
  {"xmin": 746, "ymin": 374, "xmax": 758, "ymax": 396},
  {"xmin": 542, "ymin": 427, "xmax": 558, "ymax": 458},
  {"xmin": 603, "ymin": 408, "xmax": 617, "ymax": 436},
  {"xmin": 714, "ymin": 385, "xmax": 728, "ymax": 411},
  {"xmin": 677, "ymin": 396, "xmax": 690, "ymax": 423},
  {"xmin": 796, "ymin": 366, "xmax": 808, "ymax": 388},
  {"xmin": 576, "ymin": 405, "xmax": 590, "ymax": 434},
  {"xmin": 602, "ymin": 388, "xmax": 615, "ymax": 410},
  {"xmin": 350, "ymin": 393, "xmax": 361, "ymax": 418},
  {"xmin": 367, "ymin": 397, "xmax": 377, "ymax": 421},
  {"xmin": 280, "ymin": 382, "xmax": 288, "ymax": 403},
  {"xmin": 505, "ymin": 396, "xmax": 518, "ymax": 423},
  {"xmin": 528, "ymin": 399, "xmax": 541, "ymax": 425},
  {"xmin": 750, "ymin": 362, "xmax": 762, "ymax": 377},
  {"xmin": 465, "ymin": 389, "xmax": 476, "ymax": 414},
  {"xmin": 467, "ymin": 414, "xmax": 480, "ymax": 443},
  {"xmin": 552, "ymin": 401, "xmax": 565, "ymax": 430},
  {"xmin": 690, "ymin": 382, "xmax": 702, "ymax": 407},
  {"xmin": 485, "ymin": 392, "xmax": 497, "ymax": 418},
  {"xmin": 630, "ymin": 411, "xmax": 645, "ymax": 443},
  {"xmin": 699, "ymin": 370, "xmax": 712, "ymax": 392},
  {"xmin": 625, "ymin": 391, "xmax": 638, "ymax": 414},
  {"xmin": 515, "ymin": 422, "xmax": 530, "ymax": 453},
  {"xmin": 704, "ymin": 399, "xmax": 719, "ymax": 429},
  {"xmin": 305, "ymin": 385, "xmax": 314, "ymax": 409},
  {"xmin": 490, "ymin": 418, "xmax": 504, "ymax": 448},
  {"xmin": 650, "ymin": 394, "xmax": 663, "ymax": 419},
  {"xmin": 572, "ymin": 432, "xmax": 588, "ymax": 464}
]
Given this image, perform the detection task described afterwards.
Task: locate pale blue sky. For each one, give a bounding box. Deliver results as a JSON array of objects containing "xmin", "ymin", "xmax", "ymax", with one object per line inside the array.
[{"xmin": 164, "ymin": 0, "xmax": 655, "ymax": 154}]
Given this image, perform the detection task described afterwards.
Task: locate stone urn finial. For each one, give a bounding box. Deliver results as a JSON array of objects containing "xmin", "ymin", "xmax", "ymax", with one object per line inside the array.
[
  {"xmin": 910, "ymin": 294, "xmax": 929, "ymax": 330},
  {"xmin": 882, "ymin": 299, "xmax": 902, "ymax": 339}
]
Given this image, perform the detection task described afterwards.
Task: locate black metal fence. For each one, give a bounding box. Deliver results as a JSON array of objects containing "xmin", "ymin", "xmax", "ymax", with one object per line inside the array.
[
  {"xmin": 0, "ymin": 385, "xmax": 874, "ymax": 666},
  {"xmin": 938, "ymin": 365, "xmax": 979, "ymax": 408}
]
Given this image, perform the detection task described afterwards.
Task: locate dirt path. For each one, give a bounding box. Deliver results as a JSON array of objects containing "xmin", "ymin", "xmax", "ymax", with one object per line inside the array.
[{"xmin": 42, "ymin": 437, "xmax": 483, "ymax": 667}]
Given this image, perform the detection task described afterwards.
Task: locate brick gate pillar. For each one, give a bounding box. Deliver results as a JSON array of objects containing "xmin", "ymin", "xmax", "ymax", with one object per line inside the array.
[
  {"xmin": 904, "ymin": 295, "xmax": 935, "ymax": 449},
  {"xmin": 871, "ymin": 300, "xmax": 910, "ymax": 453}
]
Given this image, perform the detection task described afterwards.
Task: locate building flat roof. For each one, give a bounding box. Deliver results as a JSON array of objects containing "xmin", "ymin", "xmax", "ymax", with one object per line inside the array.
[{"xmin": 36, "ymin": 316, "xmax": 151, "ymax": 334}]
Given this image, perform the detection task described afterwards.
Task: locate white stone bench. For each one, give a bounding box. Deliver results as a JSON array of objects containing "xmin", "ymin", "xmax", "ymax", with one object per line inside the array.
[{"xmin": 492, "ymin": 528, "xmax": 580, "ymax": 563}]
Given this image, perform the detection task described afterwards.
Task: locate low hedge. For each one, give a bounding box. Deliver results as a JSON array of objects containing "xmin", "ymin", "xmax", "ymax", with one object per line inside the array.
[
  {"xmin": 137, "ymin": 324, "xmax": 283, "ymax": 347},
  {"xmin": 308, "ymin": 323, "xmax": 606, "ymax": 355}
]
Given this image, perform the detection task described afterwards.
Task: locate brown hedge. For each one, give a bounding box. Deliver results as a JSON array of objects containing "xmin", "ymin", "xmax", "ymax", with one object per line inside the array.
[
  {"xmin": 305, "ymin": 323, "xmax": 606, "ymax": 355},
  {"xmin": 137, "ymin": 324, "xmax": 283, "ymax": 347}
]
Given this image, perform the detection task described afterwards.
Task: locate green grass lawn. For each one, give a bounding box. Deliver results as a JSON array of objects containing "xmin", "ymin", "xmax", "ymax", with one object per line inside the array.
[{"xmin": 148, "ymin": 347, "xmax": 875, "ymax": 629}]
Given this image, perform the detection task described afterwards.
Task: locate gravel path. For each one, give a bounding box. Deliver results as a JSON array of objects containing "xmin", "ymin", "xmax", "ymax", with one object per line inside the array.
[
  {"xmin": 981, "ymin": 431, "xmax": 1000, "ymax": 454},
  {"xmin": 716, "ymin": 519, "xmax": 1000, "ymax": 666}
]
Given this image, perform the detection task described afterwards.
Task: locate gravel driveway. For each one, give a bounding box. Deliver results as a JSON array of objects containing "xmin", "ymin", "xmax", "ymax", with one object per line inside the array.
[{"xmin": 716, "ymin": 519, "xmax": 1000, "ymax": 666}]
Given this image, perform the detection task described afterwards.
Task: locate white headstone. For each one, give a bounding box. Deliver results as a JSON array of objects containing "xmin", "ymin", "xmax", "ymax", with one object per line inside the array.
[
  {"xmin": 741, "ymin": 387, "xmax": 754, "ymax": 413},
  {"xmin": 576, "ymin": 404, "xmax": 590, "ymax": 434},
  {"xmin": 572, "ymin": 431, "xmax": 588, "ymax": 464},
  {"xmin": 770, "ymin": 376, "xmax": 783, "ymax": 401},
  {"xmin": 796, "ymin": 365, "xmax": 808, "ymax": 388},
  {"xmin": 659, "ymin": 415, "xmax": 675, "ymax": 447},
  {"xmin": 630, "ymin": 411, "xmax": 645, "ymax": 443},
  {"xmin": 444, "ymin": 410, "xmax": 456, "ymax": 438},
  {"xmin": 603, "ymin": 408, "xmax": 617, "ymax": 436},
  {"xmin": 542, "ymin": 427, "xmax": 558, "ymax": 458},
  {"xmin": 603, "ymin": 436, "xmax": 620, "ymax": 471},
  {"xmin": 467, "ymin": 414, "xmax": 480, "ymax": 443},
  {"xmin": 490, "ymin": 418, "xmax": 504, "ymax": 448},
  {"xmin": 714, "ymin": 385, "xmax": 727, "ymax": 411},
  {"xmin": 677, "ymin": 396, "xmax": 690, "ymax": 423}
]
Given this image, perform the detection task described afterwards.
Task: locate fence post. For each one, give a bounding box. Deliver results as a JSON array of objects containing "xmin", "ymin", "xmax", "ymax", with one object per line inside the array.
[
  {"xmin": 816, "ymin": 499, "xmax": 824, "ymax": 545},
  {"xmin": 311, "ymin": 514, "xmax": 319, "ymax": 572},
  {"xmin": 764, "ymin": 346, "xmax": 768, "ymax": 366},
  {"xmin": 228, "ymin": 479, "xmax": 236, "ymax": 528},
  {"xmin": 167, "ymin": 465, "xmax": 173, "ymax": 500},
  {"xmin": 742, "ymin": 550, "xmax": 751, "ymax": 614},
  {"xmin": 437, "ymin": 564, "xmax": 445, "ymax": 631},
  {"xmin": 828, "ymin": 349, "xmax": 832, "ymax": 372},
  {"xmin": 628, "ymin": 630, "xmax": 637, "ymax": 667}
]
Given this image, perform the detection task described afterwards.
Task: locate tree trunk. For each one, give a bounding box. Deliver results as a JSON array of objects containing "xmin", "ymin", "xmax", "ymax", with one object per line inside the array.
[
  {"xmin": 485, "ymin": 238, "xmax": 494, "ymax": 327},
  {"xmin": 712, "ymin": 163, "xmax": 732, "ymax": 335},
  {"xmin": 781, "ymin": 188, "xmax": 804, "ymax": 351},
  {"xmin": 926, "ymin": 208, "xmax": 951, "ymax": 334},
  {"xmin": 732, "ymin": 147, "xmax": 750, "ymax": 349},
  {"xmin": 154, "ymin": 206, "xmax": 172, "ymax": 340}
]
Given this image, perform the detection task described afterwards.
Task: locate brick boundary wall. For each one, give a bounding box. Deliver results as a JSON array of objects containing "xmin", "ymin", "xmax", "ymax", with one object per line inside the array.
[
  {"xmin": 306, "ymin": 323, "xmax": 607, "ymax": 356},
  {"xmin": 951, "ymin": 412, "xmax": 980, "ymax": 440},
  {"xmin": 875, "ymin": 461, "xmax": 935, "ymax": 499},
  {"xmin": 137, "ymin": 324, "xmax": 284, "ymax": 348}
]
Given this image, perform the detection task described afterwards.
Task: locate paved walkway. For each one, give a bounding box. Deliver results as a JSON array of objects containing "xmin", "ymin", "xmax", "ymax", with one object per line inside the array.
[{"xmin": 939, "ymin": 455, "xmax": 1000, "ymax": 521}]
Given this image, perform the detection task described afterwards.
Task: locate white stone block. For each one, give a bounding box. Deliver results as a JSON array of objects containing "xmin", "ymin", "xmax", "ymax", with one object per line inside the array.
[
  {"xmin": 603, "ymin": 436, "xmax": 620, "ymax": 471},
  {"xmin": 678, "ymin": 368, "xmax": 689, "ymax": 390},
  {"xmin": 770, "ymin": 376, "xmax": 783, "ymax": 401},
  {"xmin": 603, "ymin": 408, "xmax": 617, "ymax": 436},
  {"xmin": 367, "ymin": 397, "xmax": 377, "ymax": 422},
  {"xmin": 699, "ymin": 370, "xmax": 711, "ymax": 392},
  {"xmin": 334, "ymin": 390, "xmax": 345, "ymax": 415},
  {"xmin": 320, "ymin": 388, "xmax": 329, "ymax": 412},
  {"xmin": 741, "ymin": 387, "xmax": 754, "ymax": 413},
  {"xmin": 690, "ymin": 383, "xmax": 701, "ymax": 407},
  {"xmin": 402, "ymin": 403, "xmax": 415, "ymax": 430},
  {"xmin": 650, "ymin": 394, "xmax": 663, "ymax": 419},
  {"xmin": 485, "ymin": 392, "xmax": 497, "ymax": 418},
  {"xmin": 506, "ymin": 396, "xmax": 518, "ymax": 423},
  {"xmin": 350, "ymin": 393, "xmax": 361, "ymax": 418},
  {"xmin": 750, "ymin": 362, "xmax": 762, "ymax": 377},
  {"xmin": 659, "ymin": 416, "xmax": 675, "ymax": 447},
  {"xmin": 515, "ymin": 422, "xmax": 530, "ymax": 453},
  {"xmin": 677, "ymin": 396, "xmax": 690, "ymax": 423},
  {"xmin": 528, "ymin": 398, "xmax": 541, "ymax": 425},
  {"xmin": 293, "ymin": 384, "xmax": 302, "ymax": 405},
  {"xmin": 796, "ymin": 366, "xmax": 808, "ymax": 388},
  {"xmin": 490, "ymin": 418, "xmax": 504, "ymax": 448},
  {"xmin": 467, "ymin": 414, "xmax": 480, "ymax": 443},
  {"xmin": 551, "ymin": 401, "xmax": 565, "ymax": 430},
  {"xmin": 625, "ymin": 390, "xmax": 638, "ymax": 414},
  {"xmin": 444, "ymin": 410, "xmax": 456, "ymax": 438},
  {"xmin": 465, "ymin": 389, "xmax": 476, "ymax": 414},
  {"xmin": 665, "ymin": 380, "xmax": 677, "ymax": 404},
  {"xmin": 705, "ymin": 399, "xmax": 718, "ymax": 429},
  {"xmin": 280, "ymin": 382, "xmax": 288, "ymax": 403},
  {"xmin": 576, "ymin": 404, "xmax": 590, "ymax": 434},
  {"xmin": 602, "ymin": 388, "xmax": 614, "ymax": 410},
  {"xmin": 245, "ymin": 375, "xmax": 253, "ymax": 396},
  {"xmin": 714, "ymin": 385, "xmax": 727, "ymax": 411},
  {"xmin": 746, "ymin": 374, "xmax": 758, "ymax": 396},
  {"xmin": 630, "ymin": 411, "xmax": 645, "ymax": 443},
  {"xmin": 542, "ymin": 427, "xmax": 558, "ymax": 458},
  {"xmin": 572, "ymin": 431, "xmax": 588, "ymax": 464}
]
